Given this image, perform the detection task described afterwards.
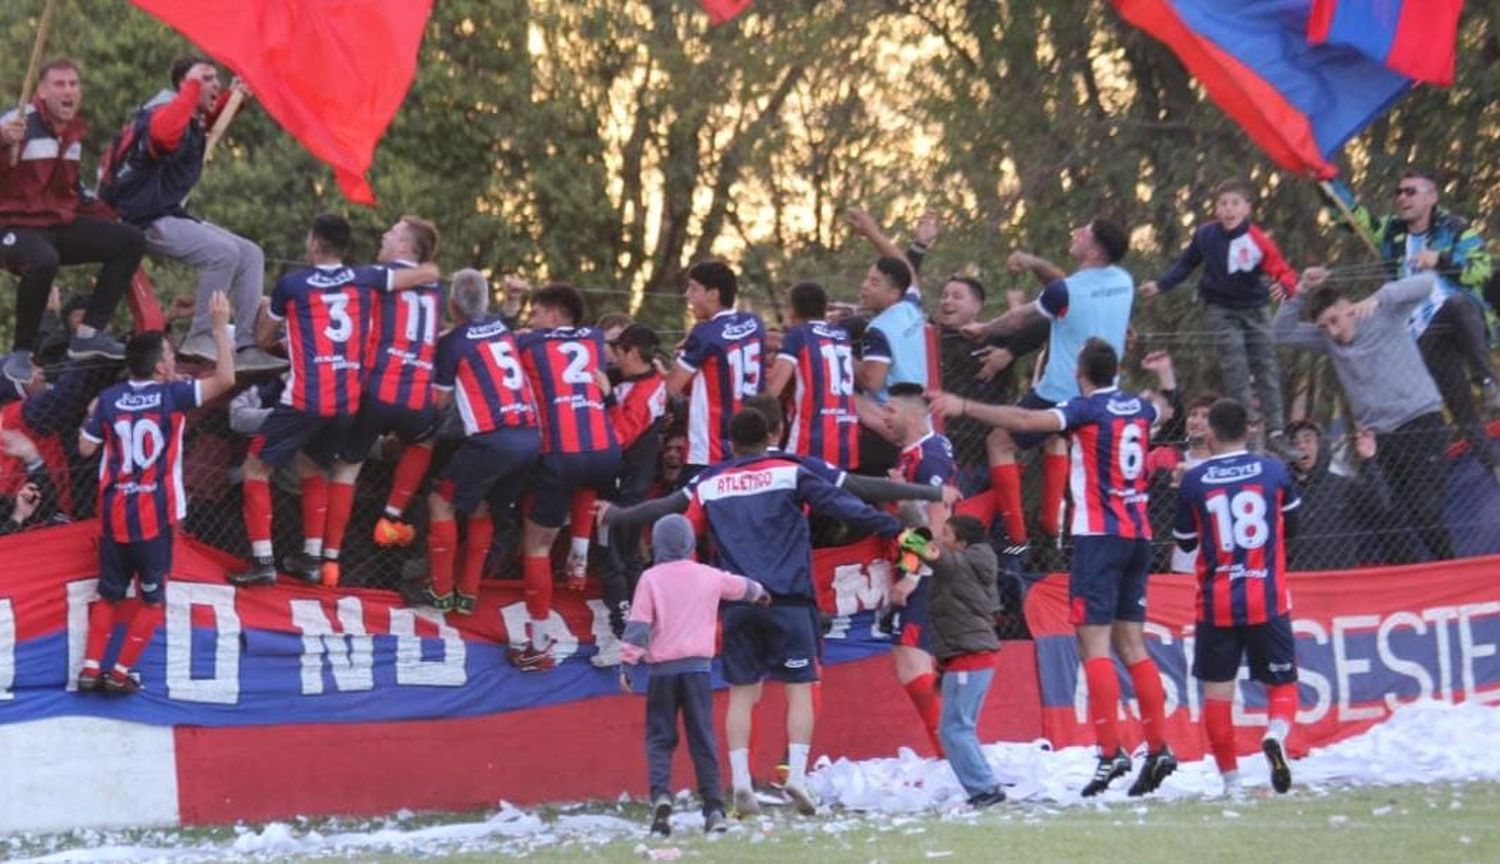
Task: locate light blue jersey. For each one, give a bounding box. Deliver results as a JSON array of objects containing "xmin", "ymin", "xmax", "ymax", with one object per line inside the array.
[
  {"xmin": 1033, "ymin": 265, "xmax": 1134, "ymax": 404},
  {"xmin": 861, "ymin": 288, "xmax": 927, "ymax": 403}
]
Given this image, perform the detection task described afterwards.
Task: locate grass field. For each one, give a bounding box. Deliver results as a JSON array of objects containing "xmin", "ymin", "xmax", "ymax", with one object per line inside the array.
[{"xmin": 10, "ymin": 782, "xmax": 1498, "ymax": 863}]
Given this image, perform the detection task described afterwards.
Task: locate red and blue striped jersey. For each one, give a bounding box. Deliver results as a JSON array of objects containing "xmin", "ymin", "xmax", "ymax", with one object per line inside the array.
[
  {"xmin": 434, "ymin": 315, "xmax": 538, "ymax": 436},
  {"xmin": 269, "ymin": 264, "xmax": 389, "ymax": 416},
  {"xmin": 611, "ymin": 369, "xmax": 668, "ymax": 451},
  {"xmin": 677, "ymin": 310, "xmax": 765, "ymax": 465},
  {"xmin": 896, "ymin": 431, "xmax": 956, "ymax": 489},
  {"xmin": 1174, "ymin": 451, "xmax": 1301, "ymax": 627},
  {"xmin": 1052, "ymin": 387, "xmax": 1155, "ymax": 539},
  {"xmin": 365, "ymin": 260, "xmax": 442, "ymax": 412},
  {"xmin": 778, "ymin": 320, "xmax": 859, "ymax": 468},
  {"xmin": 81, "ymin": 379, "xmax": 200, "ymax": 542},
  {"xmin": 517, "ymin": 326, "xmax": 618, "ymax": 454}
]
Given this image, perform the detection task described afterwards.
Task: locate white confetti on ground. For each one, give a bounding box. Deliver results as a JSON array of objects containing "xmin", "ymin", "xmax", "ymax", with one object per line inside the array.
[{"xmin": 5, "ymin": 699, "xmax": 1495, "ymax": 863}]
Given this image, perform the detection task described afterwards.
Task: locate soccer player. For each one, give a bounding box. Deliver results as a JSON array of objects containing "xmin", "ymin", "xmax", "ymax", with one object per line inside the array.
[
  {"xmin": 960, "ymin": 219, "xmax": 1133, "ymax": 556},
  {"xmin": 931, "ymin": 338, "xmax": 1176, "ymax": 797},
  {"xmin": 229, "ymin": 214, "xmax": 439, "ymax": 586},
  {"xmin": 765, "ymin": 281, "xmax": 859, "ymax": 469},
  {"xmin": 1173, "ymin": 398, "xmax": 1301, "ymax": 797},
  {"xmin": 603, "ymin": 408, "xmax": 908, "ymax": 818},
  {"xmin": 300, "ymin": 215, "xmax": 442, "ymax": 587},
  {"xmin": 882, "ymin": 382, "xmax": 957, "ymax": 757},
  {"xmin": 665, "ymin": 261, "xmax": 765, "ymax": 476},
  {"xmin": 429, "ymin": 271, "xmax": 542, "ymax": 629},
  {"xmin": 514, "ymin": 282, "xmax": 620, "ymax": 621},
  {"xmin": 75, "ymin": 291, "xmax": 238, "ymax": 693}
]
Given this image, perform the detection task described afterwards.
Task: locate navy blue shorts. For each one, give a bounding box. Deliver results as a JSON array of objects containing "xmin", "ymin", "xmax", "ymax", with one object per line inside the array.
[
  {"xmin": 1068, "ymin": 535, "xmax": 1152, "ymax": 626},
  {"xmin": 98, "ymin": 531, "xmax": 173, "ymax": 604},
  {"xmin": 894, "ymin": 577, "xmax": 933, "ymax": 654},
  {"xmin": 437, "ymin": 427, "xmax": 540, "ymax": 516},
  {"xmin": 1010, "ymin": 390, "xmax": 1060, "ymax": 450},
  {"xmin": 339, "ymin": 398, "xmax": 437, "ymax": 463},
  {"xmin": 251, "ymin": 405, "xmax": 354, "ymax": 470},
  {"xmin": 527, "ymin": 449, "xmax": 621, "ymax": 528},
  {"xmin": 1193, "ymin": 615, "xmax": 1299, "ymax": 685},
  {"xmin": 721, "ymin": 603, "xmax": 821, "ymax": 686}
]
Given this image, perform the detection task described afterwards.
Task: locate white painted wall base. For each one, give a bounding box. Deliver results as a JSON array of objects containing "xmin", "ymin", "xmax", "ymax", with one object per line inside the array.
[{"xmin": 0, "ymin": 717, "xmax": 178, "ymax": 832}]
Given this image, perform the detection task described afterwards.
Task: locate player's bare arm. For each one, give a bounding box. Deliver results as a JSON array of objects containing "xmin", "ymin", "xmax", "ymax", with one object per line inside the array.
[{"xmin": 928, "ymin": 391, "xmax": 1064, "ymax": 434}]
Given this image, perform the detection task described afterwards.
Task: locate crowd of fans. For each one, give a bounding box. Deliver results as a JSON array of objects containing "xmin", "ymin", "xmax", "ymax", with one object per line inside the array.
[{"xmin": 2, "ymin": 55, "xmax": 1499, "ymax": 678}]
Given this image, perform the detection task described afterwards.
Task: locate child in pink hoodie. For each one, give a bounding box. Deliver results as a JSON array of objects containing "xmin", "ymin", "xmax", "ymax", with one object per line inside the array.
[{"xmin": 620, "ymin": 513, "xmax": 767, "ymax": 836}]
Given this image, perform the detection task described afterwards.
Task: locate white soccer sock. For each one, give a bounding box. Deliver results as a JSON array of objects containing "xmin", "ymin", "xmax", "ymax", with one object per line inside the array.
[
  {"xmin": 1266, "ymin": 718, "xmax": 1290, "ymax": 742},
  {"xmin": 787, "ymin": 743, "xmax": 811, "ymax": 787},
  {"xmin": 303, "ymin": 538, "xmax": 323, "ymax": 556},
  {"xmin": 729, "ymin": 748, "xmax": 752, "ymax": 791},
  {"xmin": 251, "ymin": 540, "xmax": 273, "ymax": 560},
  {"xmin": 529, "ymin": 618, "xmax": 550, "ymax": 645},
  {"xmin": 569, "ymin": 537, "xmax": 590, "ymax": 559},
  {"xmin": 324, "ymin": 548, "xmax": 340, "ymax": 561},
  {"xmin": 383, "ymin": 505, "xmax": 402, "ymax": 519}
]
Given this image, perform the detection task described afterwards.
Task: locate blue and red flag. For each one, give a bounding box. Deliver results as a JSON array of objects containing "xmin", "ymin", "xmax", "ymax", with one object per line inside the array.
[
  {"xmin": 1112, "ymin": 0, "xmax": 1458, "ymax": 178},
  {"xmin": 1308, "ymin": 0, "xmax": 1464, "ymax": 86}
]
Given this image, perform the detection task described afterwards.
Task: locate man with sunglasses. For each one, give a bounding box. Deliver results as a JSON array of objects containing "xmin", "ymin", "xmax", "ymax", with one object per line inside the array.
[{"xmin": 1322, "ymin": 172, "xmax": 1500, "ymax": 484}]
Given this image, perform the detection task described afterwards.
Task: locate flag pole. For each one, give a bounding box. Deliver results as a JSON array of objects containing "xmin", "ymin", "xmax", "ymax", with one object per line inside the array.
[
  {"xmin": 203, "ymin": 85, "xmax": 246, "ymax": 163},
  {"xmin": 9, "ymin": 0, "xmax": 57, "ymax": 167},
  {"xmin": 1319, "ymin": 180, "xmax": 1383, "ymax": 260}
]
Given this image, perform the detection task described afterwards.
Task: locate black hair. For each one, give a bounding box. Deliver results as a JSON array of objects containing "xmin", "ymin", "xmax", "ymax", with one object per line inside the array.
[
  {"xmin": 874, "ymin": 256, "xmax": 913, "ymax": 292},
  {"xmin": 744, "ymin": 393, "xmax": 784, "ymax": 433},
  {"xmin": 1285, "ymin": 418, "xmax": 1322, "ymax": 439},
  {"xmin": 310, "ymin": 213, "xmax": 352, "ymax": 258},
  {"xmin": 170, "ymin": 56, "xmax": 213, "ymax": 89},
  {"xmin": 788, "ymin": 281, "xmax": 828, "ymax": 321},
  {"xmin": 532, "ymin": 282, "xmax": 586, "ymax": 326},
  {"xmin": 1187, "ymin": 391, "xmax": 1223, "ymax": 414},
  {"xmin": 945, "ymin": 275, "xmax": 985, "ymax": 305},
  {"xmin": 947, "ymin": 514, "xmax": 986, "ymax": 547},
  {"xmin": 887, "ymin": 382, "xmax": 926, "ymax": 401},
  {"xmin": 1077, "ymin": 337, "xmax": 1118, "ymax": 388},
  {"xmin": 126, "ymin": 331, "xmax": 168, "ymax": 379},
  {"xmin": 1303, "ymin": 285, "xmax": 1345, "ymax": 323},
  {"xmin": 688, "ymin": 261, "xmax": 738, "ymax": 308},
  {"xmin": 728, "ymin": 407, "xmax": 769, "ymax": 450},
  {"xmin": 614, "ymin": 322, "xmax": 658, "ymax": 356},
  {"xmin": 1090, "ymin": 218, "xmax": 1129, "ymax": 264},
  {"xmin": 1208, "ymin": 398, "xmax": 1250, "ymax": 442}
]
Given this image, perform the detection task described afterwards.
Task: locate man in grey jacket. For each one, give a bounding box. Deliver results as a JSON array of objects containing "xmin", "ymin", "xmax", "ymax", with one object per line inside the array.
[{"xmin": 1272, "ymin": 270, "xmax": 1454, "ymax": 561}]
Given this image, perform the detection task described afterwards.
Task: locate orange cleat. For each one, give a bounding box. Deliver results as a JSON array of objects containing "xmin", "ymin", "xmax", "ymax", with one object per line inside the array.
[
  {"xmin": 373, "ymin": 516, "xmax": 416, "ymax": 547},
  {"xmin": 320, "ymin": 560, "xmax": 341, "ymax": 588}
]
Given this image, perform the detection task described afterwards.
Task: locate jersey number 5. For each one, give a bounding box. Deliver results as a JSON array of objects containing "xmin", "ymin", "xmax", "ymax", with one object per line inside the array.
[{"xmin": 485, "ymin": 340, "xmax": 525, "ymax": 390}]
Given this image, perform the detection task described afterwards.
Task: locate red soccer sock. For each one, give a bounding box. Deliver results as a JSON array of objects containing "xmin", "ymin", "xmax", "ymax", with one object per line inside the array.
[
  {"xmin": 1084, "ymin": 656, "xmax": 1122, "ymax": 754},
  {"xmin": 323, "ymin": 480, "xmax": 355, "ymax": 560},
  {"xmin": 114, "ymin": 603, "xmax": 162, "ymax": 672},
  {"xmin": 1128, "ymin": 657, "xmax": 1169, "ymax": 752},
  {"xmin": 988, "ymin": 463, "xmax": 1028, "ymax": 546},
  {"xmin": 1267, "ymin": 683, "xmax": 1299, "ymax": 730},
  {"xmin": 1204, "ymin": 696, "xmax": 1239, "ymax": 774},
  {"xmin": 84, "ymin": 600, "xmax": 116, "ymax": 667},
  {"xmin": 243, "ymin": 476, "xmax": 273, "ymax": 556},
  {"xmin": 522, "ymin": 554, "xmax": 554, "ymax": 620},
  {"xmin": 428, "ymin": 518, "xmax": 458, "ymax": 596},
  {"xmin": 568, "ymin": 490, "xmax": 597, "ymax": 543},
  {"xmin": 1040, "ymin": 452, "xmax": 1069, "ymax": 538},
  {"xmin": 903, "ymin": 673, "xmax": 945, "ymax": 757},
  {"xmin": 301, "ymin": 475, "xmax": 329, "ymax": 549},
  {"xmin": 459, "ymin": 515, "xmax": 494, "ymax": 598},
  {"xmin": 385, "ymin": 443, "xmax": 433, "ymax": 519}
]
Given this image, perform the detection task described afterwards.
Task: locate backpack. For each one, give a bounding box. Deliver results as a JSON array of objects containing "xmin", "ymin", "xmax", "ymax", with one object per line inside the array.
[{"xmin": 95, "ymin": 111, "xmax": 150, "ymax": 206}]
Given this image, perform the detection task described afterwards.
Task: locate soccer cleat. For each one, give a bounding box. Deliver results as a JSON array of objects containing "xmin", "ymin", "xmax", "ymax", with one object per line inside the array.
[
  {"xmin": 770, "ymin": 762, "xmax": 791, "ymax": 791},
  {"xmin": 422, "ymin": 587, "xmax": 454, "ymax": 612},
  {"xmin": 452, "ymin": 593, "xmax": 476, "ymax": 616},
  {"xmin": 1262, "ymin": 735, "xmax": 1293, "ymax": 794},
  {"xmin": 284, "ymin": 552, "xmax": 322, "ymax": 584},
  {"xmin": 103, "ymin": 669, "xmax": 141, "ymax": 695},
  {"xmin": 1081, "ymin": 748, "xmax": 1131, "ymax": 797},
  {"xmin": 373, "ymin": 516, "xmax": 417, "ymax": 547},
  {"xmin": 506, "ymin": 638, "xmax": 556, "ymax": 672},
  {"xmin": 731, "ymin": 786, "xmax": 761, "ymax": 819},
  {"xmin": 703, "ymin": 808, "xmax": 728, "ymax": 834},
  {"xmin": 783, "ymin": 783, "xmax": 818, "ymax": 816},
  {"xmin": 1128, "ymin": 745, "xmax": 1179, "ymax": 797},
  {"xmin": 76, "ymin": 667, "xmax": 102, "ymax": 693},
  {"xmin": 228, "ymin": 559, "xmax": 276, "ymax": 587},
  {"xmin": 967, "ymin": 787, "xmax": 1008, "ymax": 809},
  {"xmin": 564, "ymin": 552, "xmax": 588, "ymax": 592},
  {"xmin": 320, "ymin": 560, "xmax": 341, "ymax": 588}
]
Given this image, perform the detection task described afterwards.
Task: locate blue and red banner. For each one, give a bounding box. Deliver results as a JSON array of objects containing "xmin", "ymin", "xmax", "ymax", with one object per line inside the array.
[
  {"xmin": 1112, "ymin": 0, "xmax": 1438, "ymax": 178},
  {"xmin": 1309, "ymin": 0, "xmax": 1464, "ymax": 86},
  {"xmin": 1025, "ymin": 556, "xmax": 1500, "ymax": 760}
]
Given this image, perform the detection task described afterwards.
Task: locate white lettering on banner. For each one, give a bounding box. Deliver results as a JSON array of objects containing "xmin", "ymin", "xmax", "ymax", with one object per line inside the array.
[
  {"xmin": 826, "ymin": 559, "xmax": 892, "ymax": 641},
  {"xmin": 586, "ymin": 599, "xmax": 619, "ymax": 662},
  {"xmin": 292, "ymin": 597, "xmax": 375, "ymax": 695},
  {"xmin": 1331, "ymin": 614, "xmax": 1384, "ymax": 722},
  {"xmin": 1426, "ymin": 605, "xmax": 1458, "ymax": 703},
  {"xmin": 1293, "ymin": 618, "xmax": 1333, "ymax": 724},
  {"xmin": 1459, "ymin": 602, "xmax": 1500, "ymax": 701},
  {"xmin": 390, "ymin": 607, "xmax": 467, "ymax": 687},
  {"xmin": 499, "ymin": 602, "xmax": 579, "ymax": 663},
  {"xmin": 165, "ymin": 582, "xmax": 240, "ymax": 704},
  {"xmin": 1377, "ymin": 611, "xmax": 1433, "ymax": 711},
  {"xmin": 0, "ymin": 599, "xmax": 13, "ymax": 700}
]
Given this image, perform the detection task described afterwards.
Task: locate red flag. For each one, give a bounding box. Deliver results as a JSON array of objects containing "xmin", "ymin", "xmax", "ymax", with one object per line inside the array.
[
  {"xmin": 128, "ymin": 0, "xmax": 433, "ymax": 204},
  {"xmin": 700, "ymin": 0, "xmax": 753, "ymax": 25}
]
